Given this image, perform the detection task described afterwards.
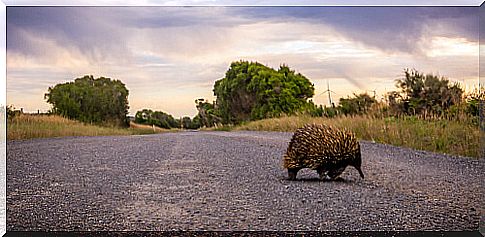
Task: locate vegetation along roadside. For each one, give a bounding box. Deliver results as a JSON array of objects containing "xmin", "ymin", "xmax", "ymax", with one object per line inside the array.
[
  {"xmin": 6, "ymin": 62, "xmax": 483, "ymax": 158},
  {"xmin": 7, "ymin": 114, "xmax": 169, "ymax": 140}
]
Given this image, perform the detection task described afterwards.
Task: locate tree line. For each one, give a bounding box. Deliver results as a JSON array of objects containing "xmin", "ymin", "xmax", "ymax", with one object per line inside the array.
[
  {"xmin": 191, "ymin": 62, "xmax": 482, "ymax": 127},
  {"xmin": 38, "ymin": 61, "xmax": 483, "ymax": 129},
  {"xmin": 133, "ymin": 107, "xmax": 201, "ymax": 129},
  {"xmin": 323, "ymin": 69, "xmax": 482, "ymax": 122},
  {"xmin": 132, "ymin": 61, "xmax": 320, "ymax": 129},
  {"xmin": 132, "ymin": 99, "xmax": 220, "ymax": 129}
]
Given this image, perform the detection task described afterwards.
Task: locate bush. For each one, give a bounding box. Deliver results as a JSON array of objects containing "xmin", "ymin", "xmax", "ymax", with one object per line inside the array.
[
  {"xmin": 388, "ymin": 69, "xmax": 463, "ymax": 116},
  {"xmin": 44, "ymin": 75, "xmax": 130, "ymax": 127},
  {"xmin": 135, "ymin": 109, "xmax": 180, "ymax": 129},
  {"xmin": 213, "ymin": 61, "xmax": 315, "ymax": 124}
]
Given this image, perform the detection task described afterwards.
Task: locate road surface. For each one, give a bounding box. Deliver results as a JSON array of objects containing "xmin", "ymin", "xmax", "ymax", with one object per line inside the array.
[{"xmin": 6, "ymin": 131, "xmax": 484, "ymax": 231}]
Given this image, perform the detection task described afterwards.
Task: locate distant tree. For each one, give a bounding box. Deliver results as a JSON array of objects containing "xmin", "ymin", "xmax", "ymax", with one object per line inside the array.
[
  {"xmin": 440, "ymin": 87, "xmax": 485, "ymax": 125},
  {"xmin": 195, "ymin": 99, "xmax": 221, "ymax": 127},
  {"xmin": 191, "ymin": 114, "xmax": 202, "ymax": 129},
  {"xmin": 181, "ymin": 116, "xmax": 192, "ymax": 129},
  {"xmin": 463, "ymin": 87, "xmax": 484, "ymax": 117},
  {"xmin": 338, "ymin": 93, "xmax": 377, "ymax": 115},
  {"xmin": 390, "ymin": 69, "xmax": 463, "ymax": 115},
  {"xmin": 213, "ymin": 61, "xmax": 315, "ymax": 124},
  {"xmin": 323, "ymin": 105, "xmax": 339, "ymax": 117},
  {"xmin": 135, "ymin": 109, "xmax": 180, "ymax": 129},
  {"xmin": 44, "ymin": 75, "xmax": 130, "ymax": 127},
  {"xmin": 386, "ymin": 91, "xmax": 404, "ymax": 116},
  {"xmin": 6, "ymin": 105, "xmax": 22, "ymax": 120}
]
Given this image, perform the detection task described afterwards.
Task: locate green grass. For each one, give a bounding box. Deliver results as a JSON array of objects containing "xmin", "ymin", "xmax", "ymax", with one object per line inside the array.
[
  {"xmin": 233, "ymin": 115, "xmax": 480, "ymax": 158},
  {"xmin": 7, "ymin": 114, "xmax": 171, "ymax": 140}
]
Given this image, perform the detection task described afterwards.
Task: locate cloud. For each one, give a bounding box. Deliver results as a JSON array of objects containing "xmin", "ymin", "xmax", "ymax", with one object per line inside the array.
[
  {"xmin": 6, "ymin": 6, "xmax": 480, "ymax": 116},
  {"xmin": 230, "ymin": 7, "xmax": 478, "ymax": 55},
  {"xmin": 8, "ymin": 6, "xmax": 478, "ymax": 63}
]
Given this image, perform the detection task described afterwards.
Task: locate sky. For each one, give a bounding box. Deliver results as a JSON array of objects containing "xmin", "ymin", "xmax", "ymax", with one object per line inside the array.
[{"xmin": 6, "ymin": 5, "xmax": 481, "ymax": 117}]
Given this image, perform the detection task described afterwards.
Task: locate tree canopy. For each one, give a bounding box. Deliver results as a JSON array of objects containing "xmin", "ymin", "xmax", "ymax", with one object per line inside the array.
[
  {"xmin": 388, "ymin": 69, "xmax": 463, "ymax": 115},
  {"xmin": 339, "ymin": 93, "xmax": 377, "ymax": 115},
  {"xmin": 134, "ymin": 109, "xmax": 180, "ymax": 129},
  {"xmin": 45, "ymin": 75, "xmax": 129, "ymax": 127},
  {"xmin": 213, "ymin": 61, "xmax": 315, "ymax": 124},
  {"xmin": 195, "ymin": 99, "xmax": 221, "ymax": 128}
]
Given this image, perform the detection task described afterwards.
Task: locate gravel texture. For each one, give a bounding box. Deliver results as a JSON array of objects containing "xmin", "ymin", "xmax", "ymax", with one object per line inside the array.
[{"xmin": 6, "ymin": 131, "xmax": 484, "ymax": 231}]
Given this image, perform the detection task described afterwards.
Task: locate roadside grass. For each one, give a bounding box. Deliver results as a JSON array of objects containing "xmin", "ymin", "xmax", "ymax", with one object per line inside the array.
[
  {"xmin": 128, "ymin": 121, "xmax": 175, "ymax": 134},
  {"xmin": 7, "ymin": 114, "xmax": 170, "ymax": 140},
  {"xmin": 234, "ymin": 115, "xmax": 480, "ymax": 158},
  {"xmin": 198, "ymin": 124, "xmax": 234, "ymax": 131},
  {"xmin": 8, "ymin": 114, "xmax": 480, "ymax": 158}
]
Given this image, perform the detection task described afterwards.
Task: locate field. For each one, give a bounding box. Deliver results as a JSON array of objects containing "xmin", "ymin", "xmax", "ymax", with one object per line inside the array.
[
  {"xmin": 234, "ymin": 115, "xmax": 481, "ymax": 158},
  {"xmin": 7, "ymin": 114, "xmax": 169, "ymax": 140}
]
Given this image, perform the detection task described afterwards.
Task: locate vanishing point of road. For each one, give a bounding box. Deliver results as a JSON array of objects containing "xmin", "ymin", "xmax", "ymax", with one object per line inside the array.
[{"xmin": 6, "ymin": 131, "xmax": 484, "ymax": 231}]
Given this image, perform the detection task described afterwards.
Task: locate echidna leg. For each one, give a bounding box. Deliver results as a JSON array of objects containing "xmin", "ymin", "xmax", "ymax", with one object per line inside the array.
[
  {"xmin": 288, "ymin": 168, "xmax": 300, "ymax": 181},
  {"xmin": 328, "ymin": 166, "xmax": 346, "ymax": 180},
  {"xmin": 317, "ymin": 167, "xmax": 328, "ymax": 180}
]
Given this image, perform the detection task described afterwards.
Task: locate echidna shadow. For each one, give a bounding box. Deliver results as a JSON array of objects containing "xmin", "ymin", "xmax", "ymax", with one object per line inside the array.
[
  {"xmin": 280, "ymin": 176, "xmax": 353, "ymax": 183},
  {"xmin": 283, "ymin": 123, "xmax": 364, "ymax": 181}
]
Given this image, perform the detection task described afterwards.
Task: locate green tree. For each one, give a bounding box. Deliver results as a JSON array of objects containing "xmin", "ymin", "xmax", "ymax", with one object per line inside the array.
[
  {"xmin": 391, "ymin": 69, "xmax": 463, "ymax": 115},
  {"xmin": 181, "ymin": 116, "xmax": 195, "ymax": 129},
  {"xmin": 323, "ymin": 106, "xmax": 339, "ymax": 117},
  {"xmin": 464, "ymin": 87, "xmax": 484, "ymax": 117},
  {"xmin": 213, "ymin": 61, "xmax": 315, "ymax": 124},
  {"xmin": 338, "ymin": 93, "xmax": 377, "ymax": 115},
  {"xmin": 6, "ymin": 105, "xmax": 22, "ymax": 120},
  {"xmin": 191, "ymin": 114, "xmax": 202, "ymax": 129},
  {"xmin": 45, "ymin": 75, "xmax": 129, "ymax": 127},
  {"xmin": 195, "ymin": 99, "xmax": 221, "ymax": 127},
  {"xmin": 134, "ymin": 109, "xmax": 180, "ymax": 129}
]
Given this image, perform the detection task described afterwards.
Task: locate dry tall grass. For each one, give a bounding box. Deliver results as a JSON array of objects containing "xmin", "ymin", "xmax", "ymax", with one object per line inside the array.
[
  {"xmin": 128, "ymin": 121, "xmax": 175, "ymax": 133},
  {"xmin": 7, "ymin": 114, "xmax": 169, "ymax": 140},
  {"xmin": 235, "ymin": 115, "xmax": 480, "ymax": 158}
]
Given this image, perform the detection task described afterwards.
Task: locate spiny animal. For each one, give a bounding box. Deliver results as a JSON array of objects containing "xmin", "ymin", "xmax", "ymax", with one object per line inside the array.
[{"xmin": 283, "ymin": 123, "xmax": 364, "ymax": 181}]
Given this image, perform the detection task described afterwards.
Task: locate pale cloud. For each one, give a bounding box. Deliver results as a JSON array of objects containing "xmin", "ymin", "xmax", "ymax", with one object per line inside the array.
[{"xmin": 426, "ymin": 37, "xmax": 478, "ymax": 57}]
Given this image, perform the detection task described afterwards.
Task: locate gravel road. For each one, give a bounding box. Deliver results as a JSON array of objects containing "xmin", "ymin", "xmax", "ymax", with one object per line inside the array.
[{"xmin": 6, "ymin": 131, "xmax": 484, "ymax": 231}]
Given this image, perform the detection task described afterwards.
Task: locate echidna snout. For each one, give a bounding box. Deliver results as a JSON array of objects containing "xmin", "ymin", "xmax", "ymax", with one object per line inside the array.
[
  {"xmin": 354, "ymin": 165, "xmax": 365, "ymax": 179},
  {"xmin": 352, "ymin": 149, "xmax": 365, "ymax": 179}
]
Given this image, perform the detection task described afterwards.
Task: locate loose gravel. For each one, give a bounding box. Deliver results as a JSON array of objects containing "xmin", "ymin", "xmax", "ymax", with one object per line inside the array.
[{"xmin": 6, "ymin": 131, "xmax": 484, "ymax": 231}]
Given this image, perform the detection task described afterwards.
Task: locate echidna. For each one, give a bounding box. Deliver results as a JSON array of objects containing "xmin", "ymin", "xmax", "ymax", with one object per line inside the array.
[{"xmin": 283, "ymin": 123, "xmax": 364, "ymax": 181}]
